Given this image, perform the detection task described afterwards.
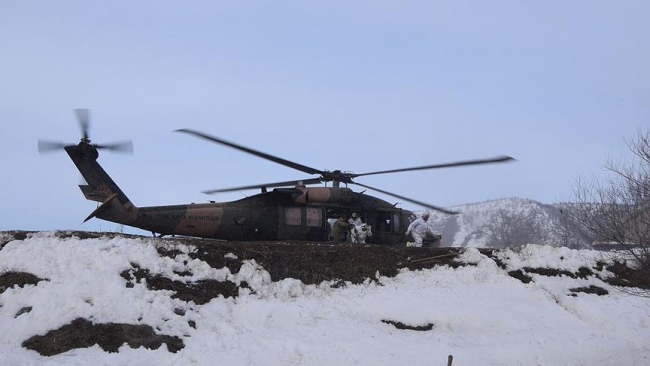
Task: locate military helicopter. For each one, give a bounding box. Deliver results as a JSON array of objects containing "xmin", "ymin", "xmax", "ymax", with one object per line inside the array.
[{"xmin": 39, "ymin": 109, "xmax": 514, "ymax": 245}]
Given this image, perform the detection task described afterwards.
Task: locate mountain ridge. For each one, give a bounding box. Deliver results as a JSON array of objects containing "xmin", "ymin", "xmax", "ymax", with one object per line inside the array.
[{"xmin": 424, "ymin": 197, "xmax": 583, "ymax": 248}]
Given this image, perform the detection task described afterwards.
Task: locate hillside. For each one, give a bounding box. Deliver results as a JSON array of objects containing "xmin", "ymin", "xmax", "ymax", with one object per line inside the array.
[
  {"xmin": 427, "ymin": 197, "xmax": 580, "ymax": 248},
  {"xmin": 1, "ymin": 230, "xmax": 649, "ymax": 365}
]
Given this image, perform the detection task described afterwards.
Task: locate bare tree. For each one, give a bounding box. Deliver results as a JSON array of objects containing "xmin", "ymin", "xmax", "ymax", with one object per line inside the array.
[
  {"xmin": 573, "ymin": 128, "xmax": 650, "ymax": 293},
  {"xmin": 484, "ymin": 209, "xmax": 544, "ymax": 248},
  {"xmin": 554, "ymin": 205, "xmax": 595, "ymax": 249}
]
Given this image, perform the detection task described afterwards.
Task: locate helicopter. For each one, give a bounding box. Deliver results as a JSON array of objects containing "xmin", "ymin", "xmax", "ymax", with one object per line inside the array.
[{"xmin": 38, "ymin": 109, "xmax": 515, "ymax": 245}]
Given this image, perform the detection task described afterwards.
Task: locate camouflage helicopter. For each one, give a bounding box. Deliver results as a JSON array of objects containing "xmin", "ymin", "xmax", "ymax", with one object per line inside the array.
[{"xmin": 38, "ymin": 109, "xmax": 514, "ymax": 245}]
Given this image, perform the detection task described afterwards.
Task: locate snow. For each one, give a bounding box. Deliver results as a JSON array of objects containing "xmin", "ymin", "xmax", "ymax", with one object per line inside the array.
[{"xmin": 1, "ymin": 233, "xmax": 650, "ymax": 365}]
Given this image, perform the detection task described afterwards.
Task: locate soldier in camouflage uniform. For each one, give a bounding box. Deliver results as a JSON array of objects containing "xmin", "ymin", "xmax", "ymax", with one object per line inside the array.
[{"xmin": 330, "ymin": 215, "xmax": 349, "ymax": 243}]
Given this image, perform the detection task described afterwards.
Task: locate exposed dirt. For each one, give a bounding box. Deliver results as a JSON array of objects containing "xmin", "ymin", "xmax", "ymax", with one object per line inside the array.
[
  {"xmin": 0, "ymin": 272, "xmax": 47, "ymax": 294},
  {"xmin": 569, "ymin": 285, "xmax": 609, "ymax": 296},
  {"xmin": 120, "ymin": 263, "xmax": 243, "ymax": 305},
  {"xmin": 0, "ymin": 230, "xmax": 646, "ymax": 357},
  {"xmin": 22, "ymin": 318, "xmax": 184, "ymax": 355},
  {"xmin": 165, "ymin": 237, "xmax": 469, "ymax": 286},
  {"xmin": 381, "ymin": 319, "xmax": 434, "ymax": 331}
]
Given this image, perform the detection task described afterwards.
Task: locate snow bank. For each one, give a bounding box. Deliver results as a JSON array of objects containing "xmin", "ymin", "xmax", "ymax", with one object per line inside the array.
[{"xmin": 1, "ymin": 233, "xmax": 649, "ymax": 365}]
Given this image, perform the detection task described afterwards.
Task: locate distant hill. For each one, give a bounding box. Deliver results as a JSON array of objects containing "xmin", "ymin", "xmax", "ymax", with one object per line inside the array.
[{"xmin": 424, "ymin": 197, "xmax": 587, "ymax": 248}]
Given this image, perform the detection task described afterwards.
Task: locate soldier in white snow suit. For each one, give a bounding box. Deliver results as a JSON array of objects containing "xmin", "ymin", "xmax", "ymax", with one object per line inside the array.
[
  {"xmin": 347, "ymin": 213, "xmax": 364, "ymax": 243},
  {"xmin": 405, "ymin": 212, "xmax": 432, "ymax": 247},
  {"xmin": 355, "ymin": 223, "xmax": 372, "ymax": 244}
]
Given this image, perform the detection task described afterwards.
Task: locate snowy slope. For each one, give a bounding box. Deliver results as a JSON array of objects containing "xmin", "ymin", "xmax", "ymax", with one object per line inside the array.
[{"xmin": 1, "ymin": 232, "xmax": 649, "ymax": 366}]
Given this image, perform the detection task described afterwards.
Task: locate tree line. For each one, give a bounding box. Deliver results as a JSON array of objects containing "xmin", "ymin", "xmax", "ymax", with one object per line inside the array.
[{"xmin": 482, "ymin": 128, "xmax": 650, "ymax": 291}]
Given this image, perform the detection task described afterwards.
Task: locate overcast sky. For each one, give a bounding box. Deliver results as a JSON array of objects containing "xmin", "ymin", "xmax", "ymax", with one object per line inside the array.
[{"xmin": 1, "ymin": 1, "xmax": 649, "ymax": 233}]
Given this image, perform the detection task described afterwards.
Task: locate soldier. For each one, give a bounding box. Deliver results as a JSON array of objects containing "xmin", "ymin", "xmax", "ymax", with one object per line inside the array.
[
  {"xmin": 356, "ymin": 223, "xmax": 373, "ymax": 244},
  {"xmin": 405, "ymin": 212, "xmax": 432, "ymax": 247},
  {"xmin": 348, "ymin": 212, "xmax": 363, "ymax": 227},
  {"xmin": 348, "ymin": 213, "xmax": 364, "ymax": 243},
  {"xmin": 330, "ymin": 215, "xmax": 349, "ymax": 243}
]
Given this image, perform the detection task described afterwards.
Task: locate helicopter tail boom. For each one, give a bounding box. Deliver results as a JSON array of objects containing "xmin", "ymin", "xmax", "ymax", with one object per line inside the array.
[{"xmin": 65, "ymin": 144, "xmax": 139, "ymax": 226}]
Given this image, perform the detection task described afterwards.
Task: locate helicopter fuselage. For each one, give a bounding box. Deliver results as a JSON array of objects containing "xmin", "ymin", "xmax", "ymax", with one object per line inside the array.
[
  {"xmin": 132, "ymin": 188, "xmax": 411, "ymax": 244},
  {"xmin": 67, "ymin": 144, "xmax": 412, "ymax": 244}
]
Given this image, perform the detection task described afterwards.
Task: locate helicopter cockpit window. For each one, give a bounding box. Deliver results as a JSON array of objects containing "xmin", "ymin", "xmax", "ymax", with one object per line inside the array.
[
  {"xmin": 306, "ymin": 207, "xmax": 322, "ymax": 227},
  {"xmin": 285, "ymin": 207, "xmax": 302, "ymax": 226}
]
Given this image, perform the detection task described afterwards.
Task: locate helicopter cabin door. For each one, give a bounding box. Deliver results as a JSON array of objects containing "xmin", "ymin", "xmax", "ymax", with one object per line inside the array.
[
  {"xmin": 372, "ymin": 210, "xmax": 403, "ymax": 244},
  {"xmin": 278, "ymin": 206, "xmax": 328, "ymax": 241}
]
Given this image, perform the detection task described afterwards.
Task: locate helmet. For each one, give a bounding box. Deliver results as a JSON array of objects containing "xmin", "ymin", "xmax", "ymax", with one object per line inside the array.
[
  {"xmin": 352, "ymin": 213, "xmax": 358, "ymax": 218},
  {"xmin": 422, "ymin": 213, "xmax": 430, "ymax": 219}
]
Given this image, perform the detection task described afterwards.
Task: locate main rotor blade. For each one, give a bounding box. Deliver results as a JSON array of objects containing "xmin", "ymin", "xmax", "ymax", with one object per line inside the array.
[
  {"xmin": 176, "ymin": 129, "xmax": 324, "ymax": 176},
  {"xmin": 74, "ymin": 108, "xmax": 90, "ymax": 140},
  {"xmin": 352, "ymin": 181, "xmax": 459, "ymax": 215},
  {"xmin": 95, "ymin": 140, "xmax": 134, "ymax": 154},
  {"xmin": 203, "ymin": 177, "xmax": 323, "ymax": 194},
  {"xmin": 37, "ymin": 140, "xmax": 70, "ymax": 153},
  {"xmin": 353, "ymin": 155, "xmax": 515, "ymax": 178}
]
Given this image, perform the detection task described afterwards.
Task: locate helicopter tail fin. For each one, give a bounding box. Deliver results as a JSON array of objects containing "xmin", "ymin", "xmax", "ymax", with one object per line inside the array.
[{"xmin": 65, "ymin": 145, "xmax": 139, "ymax": 225}]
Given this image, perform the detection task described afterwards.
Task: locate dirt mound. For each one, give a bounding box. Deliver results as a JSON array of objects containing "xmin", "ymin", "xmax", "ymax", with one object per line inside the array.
[{"xmin": 161, "ymin": 237, "xmax": 469, "ymax": 285}]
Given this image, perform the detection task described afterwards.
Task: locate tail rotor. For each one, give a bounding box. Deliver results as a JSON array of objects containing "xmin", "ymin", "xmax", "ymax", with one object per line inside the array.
[{"xmin": 37, "ymin": 109, "xmax": 133, "ymax": 154}]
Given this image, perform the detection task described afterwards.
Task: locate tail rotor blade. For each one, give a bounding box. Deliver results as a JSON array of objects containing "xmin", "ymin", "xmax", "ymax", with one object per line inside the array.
[
  {"xmin": 96, "ymin": 140, "xmax": 133, "ymax": 154},
  {"xmin": 37, "ymin": 140, "xmax": 69, "ymax": 153},
  {"xmin": 74, "ymin": 108, "xmax": 90, "ymax": 140}
]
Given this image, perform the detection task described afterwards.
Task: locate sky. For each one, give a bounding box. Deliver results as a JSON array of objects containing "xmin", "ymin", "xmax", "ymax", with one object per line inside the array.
[
  {"xmin": 1, "ymin": 233, "xmax": 649, "ymax": 365},
  {"xmin": 1, "ymin": 1, "xmax": 649, "ymax": 233}
]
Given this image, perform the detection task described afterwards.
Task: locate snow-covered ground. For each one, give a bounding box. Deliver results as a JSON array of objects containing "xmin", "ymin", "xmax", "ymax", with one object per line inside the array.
[{"xmin": 1, "ymin": 232, "xmax": 649, "ymax": 365}]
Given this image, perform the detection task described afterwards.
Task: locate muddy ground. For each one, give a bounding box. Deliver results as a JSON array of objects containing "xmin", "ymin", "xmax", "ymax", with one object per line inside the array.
[{"xmin": 0, "ymin": 230, "xmax": 646, "ymax": 357}]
